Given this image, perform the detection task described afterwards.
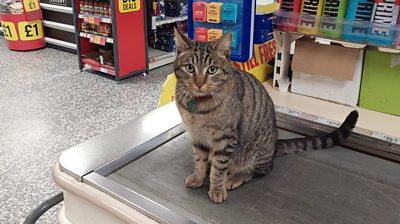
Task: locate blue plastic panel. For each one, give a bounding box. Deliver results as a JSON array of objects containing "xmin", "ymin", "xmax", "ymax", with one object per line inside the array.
[{"xmin": 188, "ymin": 0, "xmax": 256, "ymax": 62}]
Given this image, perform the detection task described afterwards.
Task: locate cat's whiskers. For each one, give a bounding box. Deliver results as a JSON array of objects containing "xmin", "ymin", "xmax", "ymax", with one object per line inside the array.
[
  {"xmin": 211, "ymin": 91, "xmax": 224, "ymax": 106},
  {"xmin": 213, "ymin": 91, "xmax": 226, "ymax": 105},
  {"xmin": 175, "ymin": 88, "xmax": 189, "ymax": 102},
  {"xmin": 210, "ymin": 92, "xmax": 218, "ymax": 105},
  {"xmin": 175, "ymin": 88, "xmax": 185, "ymax": 97}
]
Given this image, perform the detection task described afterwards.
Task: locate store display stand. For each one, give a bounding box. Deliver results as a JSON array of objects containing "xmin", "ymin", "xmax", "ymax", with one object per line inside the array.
[
  {"xmin": 72, "ymin": 0, "xmax": 148, "ymax": 80},
  {"xmin": 71, "ymin": 0, "xmax": 192, "ymax": 79},
  {"xmin": 187, "ymin": 0, "xmax": 256, "ymax": 62}
]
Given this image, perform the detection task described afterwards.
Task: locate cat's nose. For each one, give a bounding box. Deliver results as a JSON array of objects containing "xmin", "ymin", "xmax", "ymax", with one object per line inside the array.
[{"xmin": 195, "ymin": 81, "xmax": 204, "ymax": 88}]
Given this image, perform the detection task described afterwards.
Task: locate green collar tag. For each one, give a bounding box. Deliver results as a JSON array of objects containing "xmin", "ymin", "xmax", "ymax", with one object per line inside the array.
[{"xmin": 187, "ymin": 99, "xmax": 197, "ymax": 112}]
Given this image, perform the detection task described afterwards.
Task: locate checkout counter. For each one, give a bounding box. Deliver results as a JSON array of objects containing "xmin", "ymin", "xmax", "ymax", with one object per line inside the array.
[{"xmin": 53, "ymin": 102, "xmax": 400, "ymax": 224}]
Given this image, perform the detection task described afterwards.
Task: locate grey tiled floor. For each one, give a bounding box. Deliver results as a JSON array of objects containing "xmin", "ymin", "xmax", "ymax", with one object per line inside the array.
[{"xmin": 0, "ymin": 38, "xmax": 173, "ymax": 223}]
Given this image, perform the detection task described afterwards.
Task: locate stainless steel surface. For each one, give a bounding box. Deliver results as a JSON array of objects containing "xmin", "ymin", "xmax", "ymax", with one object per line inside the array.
[
  {"xmin": 59, "ymin": 102, "xmax": 182, "ymax": 181},
  {"xmin": 93, "ymin": 131, "xmax": 400, "ymax": 224},
  {"xmin": 84, "ymin": 172, "xmax": 198, "ymax": 224},
  {"xmin": 95, "ymin": 124, "xmax": 186, "ymax": 176}
]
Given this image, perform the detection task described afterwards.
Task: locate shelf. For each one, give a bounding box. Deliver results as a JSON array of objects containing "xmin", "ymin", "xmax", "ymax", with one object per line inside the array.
[
  {"xmin": 151, "ymin": 15, "xmax": 188, "ymax": 30},
  {"xmin": 79, "ymin": 32, "xmax": 113, "ymax": 45},
  {"xmin": 148, "ymin": 48, "xmax": 176, "ymax": 69},
  {"xmin": 84, "ymin": 63, "xmax": 115, "ymax": 76},
  {"xmin": 274, "ymin": 30, "xmax": 400, "ymax": 54},
  {"xmin": 263, "ymin": 81, "xmax": 400, "ymax": 144},
  {"xmin": 78, "ymin": 14, "xmax": 112, "ymax": 24}
]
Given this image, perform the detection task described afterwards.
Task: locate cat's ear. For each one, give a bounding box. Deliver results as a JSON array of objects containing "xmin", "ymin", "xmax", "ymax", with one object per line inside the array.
[
  {"xmin": 174, "ymin": 27, "xmax": 194, "ymax": 54},
  {"xmin": 211, "ymin": 32, "xmax": 232, "ymax": 57}
]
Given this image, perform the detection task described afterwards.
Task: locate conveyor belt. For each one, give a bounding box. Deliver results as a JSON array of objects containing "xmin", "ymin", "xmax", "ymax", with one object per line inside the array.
[{"xmin": 93, "ymin": 130, "xmax": 400, "ymax": 224}]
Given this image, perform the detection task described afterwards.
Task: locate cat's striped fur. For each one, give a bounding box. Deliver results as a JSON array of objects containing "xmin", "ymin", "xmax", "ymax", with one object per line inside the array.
[{"xmin": 173, "ymin": 29, "xmax": 358, "ymax": 203}]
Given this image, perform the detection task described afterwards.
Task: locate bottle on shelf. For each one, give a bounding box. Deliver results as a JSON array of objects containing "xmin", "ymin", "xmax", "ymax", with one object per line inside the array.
[
  {"xmin": 277, "ymin": 0, "xmax": 301, "ymax": 31},
  {"xmin": 342, "ymin": 0, "xmax": 374, "ymax": 42},
  {"xmin": 108, "ymin": 0, "xmax": 112, "ymax": 17},
  {"xmin": 94, "ymin": 0, "xmax": 100, "ymax": 16},
  {"xmin": 320, "ymin": 0, "xmax": 348, "ymax": 38},
  {"xmin": 103, "ymin": 0, "xmax": 109, "ymax": 17},
  {"xmin": 82, "ymin": 22, "xmax": 90, "ymax": 32},
  {"xmin": 104, "ymin": 23, "xmax": 112, "ymax": 36},
  {"xmin": 367, "ymin": 0, "xmax": 400, "ymax": 46},
  {"xmin": 80, "ymin": 0, "xmax": 87, "ymax": 13},
  {"xmin": 298, "ymin": 0, "xmax": 324, "ymax": 34},
  {"xmin": 99, "ymin": 0, "xmax": 104, "ymax": 16},
  {"xmin": 79, "ymin": 0, "xmax": 84, "ymax": 13}
]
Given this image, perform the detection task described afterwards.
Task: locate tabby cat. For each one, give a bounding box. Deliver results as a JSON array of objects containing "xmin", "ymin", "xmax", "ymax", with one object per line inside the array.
[{"xmin": 173, "ymin": 29, "xmax": 358, "ymax": 203}]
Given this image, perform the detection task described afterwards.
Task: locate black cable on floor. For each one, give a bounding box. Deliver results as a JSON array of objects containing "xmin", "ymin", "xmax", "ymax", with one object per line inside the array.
[{"xmin": 23, "ymin": 192, "xmax": 64, "ymax": 224}]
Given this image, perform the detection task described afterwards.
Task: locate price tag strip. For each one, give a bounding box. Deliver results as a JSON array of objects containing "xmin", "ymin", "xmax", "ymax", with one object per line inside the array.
[
  {"xmin": 275, "ymin": 105, "xmax": 400, "ymax": 147},
  {"xmin": 84, "ymin": 64, "xmax": 116, "ymax": 76},
  {"xmin": 84, "ymin": 15, "xmax": 101, "ymax": 25},
  {"xmin": 316, "ymin": 117, "xmax": 341, "ymax": 128},
  {"xmin": 80, "ymin": 32, "xmax": 112, "ymax": 45},
  {"xmin": 276, "ymin": 106, "xmax": 302, "ymax": 117},
  {"xmin": 89, "ymin": 35, "xmax": 106, "ymax": 45},
  {"xmin": 79, "ymin": 14, "xmax": 112, "ymax": 24},
  {"xmin": 371, "ymin": 132, "xmax": 399, "ymax": 144}
]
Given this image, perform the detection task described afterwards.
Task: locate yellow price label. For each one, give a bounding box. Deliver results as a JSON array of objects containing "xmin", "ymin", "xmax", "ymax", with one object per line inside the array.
[
  {"xmin": 18, "ymin": 20, "xmax": 43, "ymax": 41},
  {"xmin": 94, "ymin": 36, "xmax": 101, "ymax": 44},
  {"xmin": 1, "ymin": 22, "xmax": 18, "ymax": 41},
  {"xmin": 23, "ymin": 0, "xmax": 40, "ymax": 12},
  {"xmin": 88, "ymin": 16, "xmax": 94, "ymax": 24},
  {"xmin": 119, "ymin": 0, "xmax": 140, "ymax": 13}
]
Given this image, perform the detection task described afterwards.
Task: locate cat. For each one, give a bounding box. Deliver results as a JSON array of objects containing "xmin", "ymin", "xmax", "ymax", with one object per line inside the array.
[{"xmin": 173, "ymin": 28, "xmax": 358, "ymax": 203}]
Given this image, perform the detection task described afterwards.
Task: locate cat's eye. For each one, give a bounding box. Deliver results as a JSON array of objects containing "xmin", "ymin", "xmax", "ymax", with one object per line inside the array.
[
  {"xmin": 185, "ymin": 64, "xmax": 195, "ymax": 73},
  {"xmin": 207, "ymin": 66, "xmax": 218, "ymax": 74}
]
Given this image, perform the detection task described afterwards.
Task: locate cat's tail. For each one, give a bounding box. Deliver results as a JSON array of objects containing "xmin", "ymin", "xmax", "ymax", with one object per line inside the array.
[{"xmin": 275, "ymin": 110, "xmax": 359, "ymax": 157}]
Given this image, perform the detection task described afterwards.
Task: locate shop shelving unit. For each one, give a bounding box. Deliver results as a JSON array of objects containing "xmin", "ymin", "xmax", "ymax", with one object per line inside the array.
[
  {"xmin": 270, "ymin": 28, "xmax": 400, "ymax": 162},
  {"xmin": 71, "ymin": 0, "xmax": 187, "ymax": 79},
  {"xmin": 151, "ymin": 15, "xmax": 187, "ymax": 29},
  {"xmin": 72, "ymin": 0, "xmax": 148, "ymax": 80},
  {"xmin": 147, "ymin": 13, "xmax": 188, "ymax": 70}
]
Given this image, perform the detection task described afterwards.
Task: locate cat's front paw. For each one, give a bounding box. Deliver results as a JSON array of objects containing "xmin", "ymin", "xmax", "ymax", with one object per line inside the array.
[
  {"xmin": 208, "ymin": 188, "xmax": 227, "ymax": 203},
  {"xmin": 185, "ymin": 174, "xmax": 204, "ymax": 188}
]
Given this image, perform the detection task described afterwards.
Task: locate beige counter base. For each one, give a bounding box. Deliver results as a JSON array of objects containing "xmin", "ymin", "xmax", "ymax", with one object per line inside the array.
[{"xmin": 53, "ymin": 164, "xmax": 159, "ymax": 224}]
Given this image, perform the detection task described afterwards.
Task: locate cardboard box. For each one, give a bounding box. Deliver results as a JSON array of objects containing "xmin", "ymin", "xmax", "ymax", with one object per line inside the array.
[
  {"xmin": 359, "ymin": 50, "xmax": 400, "ymax": 116},
  {"xmin": 291, "ymin": 39, "xmax": 363, "ymax": 106}
]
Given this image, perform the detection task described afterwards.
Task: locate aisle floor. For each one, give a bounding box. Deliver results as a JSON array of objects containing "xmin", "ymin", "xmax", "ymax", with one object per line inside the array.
[{"xmin": 0, "ymin": 39, "xmax": 173, "ymax": 223}]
